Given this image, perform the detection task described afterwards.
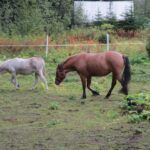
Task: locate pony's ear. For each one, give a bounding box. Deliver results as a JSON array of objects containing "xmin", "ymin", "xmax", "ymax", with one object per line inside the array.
[{"xmin": 58, "ymin": 64, "xmax": 63, "ymax": 71}]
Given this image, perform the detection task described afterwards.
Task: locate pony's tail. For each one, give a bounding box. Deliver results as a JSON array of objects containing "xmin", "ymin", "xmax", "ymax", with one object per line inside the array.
[
  {"xmin": 120, "ymin": 56, "xmax": 131, "ymax": 95},
  {"xmin": 43, "ymin": 67, "xmax": 46, "ymax": 76},
  {"xmin": 42, "ymin": 58, "xmax": 47, "ymax": 77}
]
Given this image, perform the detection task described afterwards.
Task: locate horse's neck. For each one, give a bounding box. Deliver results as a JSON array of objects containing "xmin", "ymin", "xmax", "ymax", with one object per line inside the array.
[{"xmin": 63, "ymin": 56, "xmax": 76, "ymax": 73}]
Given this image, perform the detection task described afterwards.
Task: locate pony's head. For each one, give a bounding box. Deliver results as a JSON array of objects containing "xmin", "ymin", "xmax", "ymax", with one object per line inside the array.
[{"xmin": 55, "ymin": 63, "xmax": 66, "ymax": 85}]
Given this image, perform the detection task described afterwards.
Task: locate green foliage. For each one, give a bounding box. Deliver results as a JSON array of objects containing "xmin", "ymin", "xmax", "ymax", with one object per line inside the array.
[
  {"xmin": 47, "ymin": 120, "xmax": 59, "ymax": 127},
  {"xmin": 128, "ymin": 114, "xmax": 142, "ymax": 123},
  {"xmin": 74, "ymin": 2, "xmax": 88, "ymax": 26},
  {"xmin": 121, "ymin": 92, "xmax": 150, "ymax": 123},
  {"xmin": 98, "ymin": 33, "xmax": 111, "ymax": 44},
  {"xmin": 116, "ymin": 7, "xmax": 141, "ymax": 31},
  {"xmin": 134, "ymin": 0, "xmax": 150, "ymax": 27},
  {"xmin": 0, "ymin": 0, "xmax": 73, "ymax": 36},
  {"xmin": 100, "ymin": 23, "xmax": 114, "ymax": 30},
  {"xmin": 49, "ymin": 102, "xmax": 59, "ymax": 110},
  {"xmin": 130, "ymin": 54, "xmax": 149, "ymax": 65}
]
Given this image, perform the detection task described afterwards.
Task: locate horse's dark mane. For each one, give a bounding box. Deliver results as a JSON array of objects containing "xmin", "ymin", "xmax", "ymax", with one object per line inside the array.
[{"xmin": 62, "ymin": 54, "xmax": 78, "ymax": 66}]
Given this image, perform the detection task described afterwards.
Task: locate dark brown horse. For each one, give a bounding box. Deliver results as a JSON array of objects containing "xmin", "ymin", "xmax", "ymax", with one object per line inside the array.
[{"xmin": 55, "ymin": 51, "xmax": 131, "ymax": 99}]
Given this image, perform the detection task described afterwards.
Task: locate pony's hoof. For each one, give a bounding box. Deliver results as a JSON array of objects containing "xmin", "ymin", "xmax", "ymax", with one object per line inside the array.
[
  {"xmin": 81, "ymin": 96, "xmax": 86, "ymax": 99},
  {"xmin": 92, "ymin": 91, "xmax": 100, "ymax": 96},
  {"xmin": 104, "ymin": 96, "xmax": 109, "ymax": 99}
]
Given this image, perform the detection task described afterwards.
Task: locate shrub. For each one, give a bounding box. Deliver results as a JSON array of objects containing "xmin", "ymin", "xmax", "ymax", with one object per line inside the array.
[
  {"xmin": 100, "ymin": 23, "xmax": 114, "ymax": 32},
  {"xmin": 49, "ymin": 102, "xmax": 59, "ymax": 110},
  {"xmin": 128, "ymin": 114, "xmax": 142, "ymax": 123},
  {"xmin": 47, "ymin": 120, "xmax": 59, "ymax": 127},
  {"xmin": 121, "ymin": 92, "xmax": 150, "ymax": 123},
  {"xmin": 98, "ymin": 33, "xmax": 111, "ymax": 44}
]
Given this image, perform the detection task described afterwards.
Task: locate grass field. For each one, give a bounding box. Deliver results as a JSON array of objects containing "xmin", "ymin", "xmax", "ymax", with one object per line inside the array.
[{"xmin": 0, "ymin": 42, "xmax": 150, "ymax": 150}]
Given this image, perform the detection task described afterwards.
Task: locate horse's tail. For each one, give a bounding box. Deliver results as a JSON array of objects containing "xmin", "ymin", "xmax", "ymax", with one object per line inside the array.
[
  {"xmin": 41, "ymin": 58, "xmax": 47, "ymax": 77},
  {"xmin": 43, "ymin": 67, "xmax": 46, "ymax": 76},
  {"xmin": 120, "ymin": 56, "xmax": 131, "ymax": 95}
]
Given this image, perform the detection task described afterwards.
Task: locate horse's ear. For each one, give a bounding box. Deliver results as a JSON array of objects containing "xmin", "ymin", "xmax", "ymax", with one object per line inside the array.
[{"xmin": 58, "ymin": 64, "xmax": 63, "ymax": 71}]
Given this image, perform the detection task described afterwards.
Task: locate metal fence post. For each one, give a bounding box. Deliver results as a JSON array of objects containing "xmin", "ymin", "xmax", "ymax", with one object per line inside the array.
[
  {"xmin": 46, "ymin": 34, "xmax": 49, "ymax": 57},
  {"xmin": 106, "ymin": 33, "xmax": 109, "ymax": 51}
]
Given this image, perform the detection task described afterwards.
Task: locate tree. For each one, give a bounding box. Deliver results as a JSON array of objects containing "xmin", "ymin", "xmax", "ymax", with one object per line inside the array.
[
  {"xmin": 74, "ymin": 2, "xmax": 88, "ymax": 26},
  {"xmin": 0, "ymin": 0, "xmax": 73, "ymax": 36},
  {"xmin": 134, "ymin": 0, "xmax": 150, "ymax": 27},
  {"xmin": 95, "ymin": 9, "xmax": 103, "ymax": 23},
  {"xmin": 105, "ymin": 1, "xmax": 116, "ymax": 26},
  {"xmin": 116, "ymin": 7, "xmax": 140, "ymax": 31}
]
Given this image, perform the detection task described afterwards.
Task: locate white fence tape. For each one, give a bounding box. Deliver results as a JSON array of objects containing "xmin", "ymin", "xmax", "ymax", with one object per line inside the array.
[{"xmin": 0, "ymin": 43, "xmax": 145, "ymax": 47}]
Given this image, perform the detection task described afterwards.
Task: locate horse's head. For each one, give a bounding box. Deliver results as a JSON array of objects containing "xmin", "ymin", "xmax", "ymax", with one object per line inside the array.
[{"xmin": 55, "ymin": 63, "xmax": 66, "ymax": 85}]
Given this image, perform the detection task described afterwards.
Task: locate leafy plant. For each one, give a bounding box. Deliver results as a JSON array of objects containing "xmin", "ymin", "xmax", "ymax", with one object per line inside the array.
[
  {"xmin": 100, "ymin": 23, "xmax": 114, "ymax": 33},
  {"xmin": 98, "ymin": 33, "xmax": 110, "ymax": 44},
  {"xmin": 49, "ymin": 102, "xmax": 59, "ymax": 110},
  {"xmin": 47, "ymin": 120, "xmax": 59, "ymax": 127},
  {"xmin": 128, "ymin": 114, "xmax": 142, "ymax": 123},
  {"xmin": 121, "ymin": 92, "xmax": 150, "ymax": 123}
]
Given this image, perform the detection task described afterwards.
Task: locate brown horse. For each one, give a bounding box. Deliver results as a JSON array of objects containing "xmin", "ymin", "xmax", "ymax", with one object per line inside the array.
[{"xmin": 55, "ymin": 51, "xmax": 131, "ymax": 99}]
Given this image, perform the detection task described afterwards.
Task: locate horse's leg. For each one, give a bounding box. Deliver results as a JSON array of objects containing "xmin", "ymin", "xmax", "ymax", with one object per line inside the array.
[
  {"xmin": 79, "ymin": 74, "xmax": 87, "ymax": 99},
  {"xmin": 87, "ymin": 77, "xmax": 99, "ymax": 96},
  {"xmin": 11, "ymin": 72, "xmax": 19, "ymax": 89},
  {"xmin": 38, "ymin": 70, "xmax": 48, "ymax": 90},
  {"xmin": 117, "ymin": 73, "xmax": 128, "ymax": 95},
  {"xmin": 119, "ymin": 81, "xmax": 128, "ymax": 95},
  {"xmin": 105, "ymin": 74, "xmax": 116, "ymax": 99},
  {"xmin": 31, "ymin": 73, "xmax": 38, "ymax": 90}
]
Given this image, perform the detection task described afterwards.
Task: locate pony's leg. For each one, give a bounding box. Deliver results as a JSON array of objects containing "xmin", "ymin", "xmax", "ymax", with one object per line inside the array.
[
  {"xmin": 38, "ymin": 70, "xmax": 48, "ymax": 90},
  {"xmin": 87, "ymin": 77, "xmax": 99, "ymax": 96},
  {"xmin": 31, "ymin": 73, "xmax": 38, "ymax": 90},
  {"xmin": 11, "ymin": 73, "xmax": 19, "ymax": 89},
  {"xmin": 79, "ymin": 74, "xmax": 87, "ymax": 99},
  {"xmin": 105, "ymin": 74, "xmax": 116, "ymax": 99},
  {"xmin": 119, "ymin": 81, "xmax": 128, "ymax": 95}
]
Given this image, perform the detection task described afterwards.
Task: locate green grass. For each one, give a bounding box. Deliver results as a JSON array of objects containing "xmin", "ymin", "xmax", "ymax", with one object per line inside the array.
[{"xmin": 0, "ymin": 46, "xmax": 150, "ymax": 149}]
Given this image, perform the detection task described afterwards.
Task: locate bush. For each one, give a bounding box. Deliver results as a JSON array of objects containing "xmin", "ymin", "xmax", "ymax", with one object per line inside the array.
[
  {"xmin": 121, "ymin": 92, "xmax": 150, "ymax": 123},
  {"xmin": 130, "ymin": 55, "xmax": 148, "ymax": 65},
  {"xmin": 98, "ymin": 33, "xmax": 111, "ymax": 44},
  {"xmin": 49, "ymin": 102, "xmax": 59, "ymax": 110},
  {"xmin": 100, "ymin": 23, "xmax": 114, "ymax": 33}
]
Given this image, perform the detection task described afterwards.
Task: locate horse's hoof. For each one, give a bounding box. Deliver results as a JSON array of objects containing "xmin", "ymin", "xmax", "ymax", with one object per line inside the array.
[
  {"xmin": 104, "ymin": 96, "xmax": 109, "ymax": 99},
  {"xmin": 81, "ymin": 96, "xmax": 86, "ymax": 99},
  {"xmin": 81, "ymin": 97, "xmax": 86, "ymax": 99},
  {"xmin": 92, "ymin": 91, "xmax": 100, "ymax": 96}
]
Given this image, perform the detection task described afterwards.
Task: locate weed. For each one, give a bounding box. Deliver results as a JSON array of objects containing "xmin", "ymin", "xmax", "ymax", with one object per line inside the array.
[
  {"xmin": 128, "ymin": 114, "xmax": 142, "ymax": 123},
  {"xmin": 121, "ymin": 92, "xmax": 150, "ymax": 123},
  {"xmin": 47, "ymin": 120, "xmax": 59, "ymax": 127},
  {"xmin": 49, "ymin": 102, "xmax": 59, "ymax": 110}
]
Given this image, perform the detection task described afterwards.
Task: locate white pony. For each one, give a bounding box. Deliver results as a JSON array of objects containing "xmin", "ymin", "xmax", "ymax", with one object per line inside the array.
[{"xmin": 0, "ymin": 57, "xmax": 48, "ymax": 90}]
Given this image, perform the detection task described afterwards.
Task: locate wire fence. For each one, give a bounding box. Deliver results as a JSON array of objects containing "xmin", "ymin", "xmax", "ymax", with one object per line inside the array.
[
  {"xmin": 0, "ymin": 41, "xmax": 146, "ymax": 57},
  {"xmin": 0, "ymin": 43, "xmax": 145, "ymax": 47}
]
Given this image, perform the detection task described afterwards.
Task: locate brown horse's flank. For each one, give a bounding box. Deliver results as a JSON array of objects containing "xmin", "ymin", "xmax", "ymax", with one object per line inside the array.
[{"xmin": 55, "ymin": 51, "xmax": 131, "ymax": 99}]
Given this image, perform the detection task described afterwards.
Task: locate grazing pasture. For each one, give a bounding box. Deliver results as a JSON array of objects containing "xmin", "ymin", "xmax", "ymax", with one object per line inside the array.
[{"xmin": 0, "ymin": 42, "xmax": 150, "ymax": 149}]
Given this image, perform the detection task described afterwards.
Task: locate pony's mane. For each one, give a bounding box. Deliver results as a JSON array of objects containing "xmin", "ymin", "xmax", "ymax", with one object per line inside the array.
[{"xmin": 62, "ymin": 54, "xmax": 79, "ymax": 66}]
